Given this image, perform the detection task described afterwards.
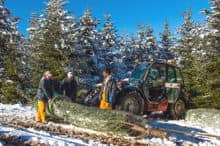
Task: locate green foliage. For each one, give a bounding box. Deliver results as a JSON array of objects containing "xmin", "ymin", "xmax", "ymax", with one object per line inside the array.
[
  {"xmin": 51, "ymin": 97, "xmax": 148, "ymax": 135},
  {"xmin": 0, "ymin": 2, "xmax": 28, "ymax": 103},
  {"xmin": 28, "ymin": 0, "xmax": 70, "ymax": 86},
  {"xmin": 191, "ymin": 0, "xmax": 220, "ymax": 108},
  {"xmin": 160, "ymin": 21, "xmax": 174, "ymax": 53},
  {"xmin": 0, "ymin": 81, "xmax": 28, "ymax": 104},
  {"xmin": 172, "ymin": 7, "xmax": 220, "ymax": 109},
  {"xmin": 173, "ymin": 10, "xmax": 199, "ymax": 97}
]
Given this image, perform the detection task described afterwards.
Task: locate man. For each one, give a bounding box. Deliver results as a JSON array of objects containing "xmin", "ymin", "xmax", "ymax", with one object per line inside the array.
[
  {"xmin": 61, "ymin": 72, "xmax": 77, "ymax": 101},
  {"xmin": 36, "ymin": 71, "xmax": 53, "ymax": 123},
  {"xmin": 99, "ymin": 68, "xmax": 117, "ymax": 110}
]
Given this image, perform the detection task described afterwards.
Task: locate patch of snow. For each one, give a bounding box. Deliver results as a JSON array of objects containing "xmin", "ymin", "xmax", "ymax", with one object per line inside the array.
[
  {"xmin": 0, "ymin": 125, "xmax": 90, "ymax": 146},
  {"xmin": 0, "ymin": 104, "xmax": 220, "ymax": 146}
]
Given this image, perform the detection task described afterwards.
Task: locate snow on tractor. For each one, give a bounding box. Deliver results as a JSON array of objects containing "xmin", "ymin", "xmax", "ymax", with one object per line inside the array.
[{"xmin": 85, "ymin": 59, "xmax": 188, "ymax": 119}]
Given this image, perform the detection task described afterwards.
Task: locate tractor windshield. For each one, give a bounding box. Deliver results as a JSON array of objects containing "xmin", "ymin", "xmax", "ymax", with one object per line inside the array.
[{"xmin": 130, "ymin": 63, "xmax": 148, "ymax": 85}]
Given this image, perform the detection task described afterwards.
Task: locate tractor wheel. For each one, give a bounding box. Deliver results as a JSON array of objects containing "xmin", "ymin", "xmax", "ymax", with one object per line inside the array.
[
  {"xmin": 121, "ymin": 92, "xmax": 144, "ymax": 115},
  {"xmin": 168, "ymin": 98, "xmax": 186, "ymax": 119}
]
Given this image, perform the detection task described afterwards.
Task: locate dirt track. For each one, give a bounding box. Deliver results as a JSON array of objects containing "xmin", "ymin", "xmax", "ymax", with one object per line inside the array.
[{"xmin": 0, "ymin": 116, "xmax": 154, "ymax": 146}]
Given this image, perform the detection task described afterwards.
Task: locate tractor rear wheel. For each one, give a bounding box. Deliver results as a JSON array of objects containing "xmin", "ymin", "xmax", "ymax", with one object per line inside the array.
[
  {"xmin": 168, "ymin": 98, "xmax": 186, "ymax": 119},
  {"xmin": 121, "ymin": 92, "xmax": 144, "ymax": 115}
]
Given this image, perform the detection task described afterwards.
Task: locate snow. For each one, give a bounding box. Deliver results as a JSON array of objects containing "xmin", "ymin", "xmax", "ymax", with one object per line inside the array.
[
  {"xmin": 0, "ymin": 126, "xmax": 90, "ymax": 146},
  {"xmin": 0, "ymin": 103, "xmax": 220, "ymax": 146},
  {"xmin": 149, "ymin": 120, "xmax": 220, "ymax": 146}
]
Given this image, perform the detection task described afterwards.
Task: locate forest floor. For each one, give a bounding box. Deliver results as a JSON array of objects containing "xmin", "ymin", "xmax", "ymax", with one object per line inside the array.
[{"xmin": 0, "ymin": 103, "xmax": 219, "ymax": 146}]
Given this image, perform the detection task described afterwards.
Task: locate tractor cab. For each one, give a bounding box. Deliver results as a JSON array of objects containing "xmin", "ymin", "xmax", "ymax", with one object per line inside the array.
[{"xmin": 118, "ymin": 59, "xmax": 187, "ymax": 119}]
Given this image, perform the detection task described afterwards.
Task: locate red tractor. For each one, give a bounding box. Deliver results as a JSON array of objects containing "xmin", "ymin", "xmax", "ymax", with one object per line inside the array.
[{"xmin": 86, "ymin": 59, "xmax": 188, "ymax": 119}]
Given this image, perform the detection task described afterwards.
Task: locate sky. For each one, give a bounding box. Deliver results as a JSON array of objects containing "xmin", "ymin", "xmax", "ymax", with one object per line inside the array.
[{"xmin": 5, "ymin": 0, "xmax": 210, "ymax": 37}]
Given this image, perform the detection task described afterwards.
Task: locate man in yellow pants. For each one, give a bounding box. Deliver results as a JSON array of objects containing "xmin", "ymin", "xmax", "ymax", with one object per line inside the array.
[
  {"xmin": 99, "ymin": 68, "xmax": 117, "ymax": 110},
  {"xmin": 36, "ymin": 71, "xmax": 53, "ymax": 123}
]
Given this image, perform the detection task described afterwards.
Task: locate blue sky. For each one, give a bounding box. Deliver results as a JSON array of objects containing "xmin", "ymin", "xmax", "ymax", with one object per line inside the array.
[{"xmin": 5, "ymin": 0, "xmax": 210, "ymax": 37}]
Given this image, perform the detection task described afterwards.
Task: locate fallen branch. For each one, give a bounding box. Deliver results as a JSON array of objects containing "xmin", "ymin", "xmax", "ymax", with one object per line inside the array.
[{"xmin": 123, "ymin": 122, "xmax": 169, "ymax": 139}]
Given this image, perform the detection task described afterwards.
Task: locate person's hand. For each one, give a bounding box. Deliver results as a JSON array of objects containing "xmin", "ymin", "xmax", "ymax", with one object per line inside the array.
[
  {"xmin": 48, "ymin": 99, "xmax": 51, "ymax": 103},
  {"xmin": 109, "ymin": 97, "xmax": 112, "ymax": 104}
]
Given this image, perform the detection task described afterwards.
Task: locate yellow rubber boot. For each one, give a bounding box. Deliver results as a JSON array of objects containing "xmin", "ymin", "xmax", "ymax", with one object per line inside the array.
[{"xmin": 36, "ymin": 100, "xmax": 46, "ymax": 123}]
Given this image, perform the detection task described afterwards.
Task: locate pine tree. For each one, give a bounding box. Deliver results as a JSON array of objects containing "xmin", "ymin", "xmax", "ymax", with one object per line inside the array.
[
  {"xmin": 195, "ymin": 0, "xmax": 220, "ymax": 108},
  {"xmin": 207, "ymin": 0, "xmax": 220, "ymax": 53},
  {"xmin": 0, "ymin": 0, "xmax": 27, "ymax": 103},
  {"xmin": 134, "ymin": 24, "xmax": 147, "ymax": 63},
  {"xmin": 143, "ymin": 25, "xmax": 157, "ymax": 58},
  {"xmin": 79, "ymin": 9, "xmax": 100, "ymax": 55},
  {"xmin": 207, "ymin": 0, "xmax": 220, "ymax": 108},
  {"xmin": 159, "ymin": 21, "xmax": 174, "ymax": 59},
  {"xmin": 76, "ymin": 9, "xmax": 100, "ymax": 74},
  {"xmin": 28, "ymin": 0, "xmax": 77, "ymax": 85},
  {"xmin": 172, "ymin": 10, "xmax": 198, "ymax": 97},
  {"xmin": 101, "ymin": 14, "xmax": 119, "ymax": 53}
]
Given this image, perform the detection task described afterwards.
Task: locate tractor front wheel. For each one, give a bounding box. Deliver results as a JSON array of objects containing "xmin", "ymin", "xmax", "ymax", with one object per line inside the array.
[{"xmin": 121, "ymin": 92, "xmax": 144, "ymax": 115}]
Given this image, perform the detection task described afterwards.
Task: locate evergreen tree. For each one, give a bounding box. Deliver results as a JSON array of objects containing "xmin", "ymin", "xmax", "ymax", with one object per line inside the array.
[
  {"xmin": 195, "ymin": 0, "xmax": 220, "ymax": 108},
  {"xmin": 28, "ymin": 0, "xmax": 77, "ymax": 85},
  {"xmin": 79, "ymin": 9, "xmax": 100, "ymax": 55},
  {"xmin": 172, "ymin": 10, "xmax": 208, "ymax": 102},
  {"xmin": 0, "ymin": 0, "xmax": 27, "ymax": 103},
  {"xmin": 173, "ymin": 10, "xmax": 195, "ymax": 68},
  {"xmin": 143, "ymin": 25, "xmax": 157, "ymax": 58},
  {"xmin": 207, "ymin": 0, "xmax": 220, "ymax": 53},
  {"xmin": 134, "ymin": 24, "xmax": 147, "ymax": 63},
  {"xmin": 101, "ymin": 14, "xmax": 119, "ymax": 53},
  {"xmin": 75, "ymin": 9, "xmax": 100, "ymax": 74},
  {"xmin": 206, "ymin": 0, "xmax": 220, "ymax": 108},
  {"xmin": 159, "ymin": 21, "xmax": 174, "ymax": 59}
]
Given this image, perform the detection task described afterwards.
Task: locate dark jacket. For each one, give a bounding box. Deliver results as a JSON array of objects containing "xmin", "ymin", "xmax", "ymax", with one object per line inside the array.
[
  {"xmin": 37, "ymin": 77, "xmax": 53, "ymax": 102},
  {"xmin": 61, "ymin": 78, "xmax": 77, "ymax": 100},
  {"xmin": 100, "ymin": 76, "xmax": 117, "ymax": 106}
]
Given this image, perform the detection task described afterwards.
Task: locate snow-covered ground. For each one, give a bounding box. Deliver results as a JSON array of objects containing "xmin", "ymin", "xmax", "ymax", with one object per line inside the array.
[{"xmin": 0, "ymin": 103, "xmax": 220, "ymax": 146}]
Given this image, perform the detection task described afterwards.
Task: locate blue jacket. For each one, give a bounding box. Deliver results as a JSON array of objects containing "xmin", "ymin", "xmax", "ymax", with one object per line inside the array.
[
  {"xmin": 100, "ymin": 76, "xmax": 117, "ymax": 105},
  {"xmin": 37, "ymin": 77, "xmax": 53, "ymax": 102}
]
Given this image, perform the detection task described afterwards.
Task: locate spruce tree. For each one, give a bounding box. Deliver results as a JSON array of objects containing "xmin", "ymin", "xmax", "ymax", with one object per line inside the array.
[
  {"xmin": 79, "ymin": 9, "xmax": 100, "ymax": 55},
  {"xmin": 196, "ymin": 0, "xmax": 220, "ymax": 108},
  {"xmin": 76, "ymin": 9, "xmax": 100, "ymax": 74},
  {"xmin": 207, "ymin": 0, "xmax": 220, "ymax": 108},
  {"xmin": 172, "ymin": 10, "xmax": 198, "ymax": 97},
  {"xmin": 28, "ymin": 0, "xmax": 77, "ymax": 85},
  {"xmin": 101, "ymin": 14, "xmax": 119, "ymax": 53},
  {"xmin": 135, "ymin": 24, "xmax": 147, "ymax": 63},
  {"xmin": 0, "ymin": 0, "xmax": 27, "ymax": 103},
  {"xmin": 159, "ymin": 21, "xmax": 174, "ymax": 59},
  {"xmin": 143, "ymin": 25, "xmax": 157, "ymax": 58}
]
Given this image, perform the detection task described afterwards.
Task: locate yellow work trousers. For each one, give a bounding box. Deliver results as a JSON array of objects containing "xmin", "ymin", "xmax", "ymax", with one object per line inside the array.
[
  {"xmin": 100, "ymin": 90, "xmax": 112, "ymax": 110},
  {"xmin": 36, "ymin": 100, "xmax": 46, "ymax": 122}
]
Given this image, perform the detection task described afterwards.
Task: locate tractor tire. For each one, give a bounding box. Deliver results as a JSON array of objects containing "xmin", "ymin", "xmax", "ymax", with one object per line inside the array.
[
  {"xmin": 168, "ymin": 98, "xmax": 186, "ymax": 119},
  {"xmin": 121, "ymin": 92, "xmax": 144, "ymax": 115}
]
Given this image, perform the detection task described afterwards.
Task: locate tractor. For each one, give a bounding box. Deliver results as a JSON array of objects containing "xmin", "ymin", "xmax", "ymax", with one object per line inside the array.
[{"xmin": 85, "ymin": 59, "xmax": 188, "ymax": 119}]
